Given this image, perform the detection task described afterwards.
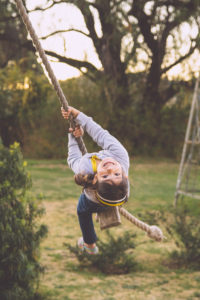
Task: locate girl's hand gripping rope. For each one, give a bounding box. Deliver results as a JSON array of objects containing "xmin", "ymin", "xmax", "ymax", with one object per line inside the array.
[
  {"xmin": 69, "ymin": 125, "xmax": 84, "ymax": 138},
  {"xmin": 61, "ymin": 106, "xmax": 80, "ymax": 119},
  {"xmin": 61, "ymin": 106, "xmax": 84, "ymax": 137}
]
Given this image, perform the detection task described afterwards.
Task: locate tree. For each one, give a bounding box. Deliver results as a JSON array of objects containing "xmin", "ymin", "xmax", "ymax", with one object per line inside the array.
[
  {"xmin": 128, "ymin": 0, "xmax": 200, "ymax": 143},
  {"xmin": 0, "ymin": 1, "xmax": 51, "ymax": 147},
  {"xmin": 25, "ymin": 0, "xmax": 134, "ymax": 136},
  {"xmin": 2, "ymin": 0, "xmax": 200, "ymax": 149},
  {"xmin": 0, "ymin": 0, "xmax": 49, "ymax": 147},
  {"xmin": 0, "ymin": 55, "xmax": 51, "ymax": 147},
  {"xmin": 0, "ymin": 0, "xmax": 35, "ymax": 68},
  {"xmin": 20, "ymin": 0, "xmax": 200, "ymax": 137}
]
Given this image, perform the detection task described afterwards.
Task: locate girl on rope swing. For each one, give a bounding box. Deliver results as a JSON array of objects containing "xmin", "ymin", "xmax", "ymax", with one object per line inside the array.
[{"xmin": 61, "ymin": 106, "xmax": 130, "ymax": 254}]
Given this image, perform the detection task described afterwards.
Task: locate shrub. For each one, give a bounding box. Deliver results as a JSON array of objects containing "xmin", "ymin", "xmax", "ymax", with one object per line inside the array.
[
  {"xmin": 141, "ymin": 204, "xmax": 200, "ymax": 269},
  {"xmin": 66, "ymin": 231, "xmax": 137, "ymax": 275},
  {"xmin": 0, "ymin": 140, "xmax": 48, "ymax": 300},
  {"xmin": 167, "ymin": 204, "xmax": 200, "ymax": 269}
]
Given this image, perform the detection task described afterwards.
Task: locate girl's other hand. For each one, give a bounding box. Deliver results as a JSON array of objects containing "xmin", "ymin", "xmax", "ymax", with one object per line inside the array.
[
  {"xmin": 61, "ymin": 106, "xmax": 80, "ymax": 119},
  {"xmin": 69, "ymin": 125, "xmax": 84, "ymax": 137}
]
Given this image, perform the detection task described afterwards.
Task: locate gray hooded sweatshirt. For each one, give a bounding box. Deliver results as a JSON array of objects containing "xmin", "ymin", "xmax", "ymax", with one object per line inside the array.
[{"xmin": 67, "ymin": 112, "xmax": 130, "ymax": 203}]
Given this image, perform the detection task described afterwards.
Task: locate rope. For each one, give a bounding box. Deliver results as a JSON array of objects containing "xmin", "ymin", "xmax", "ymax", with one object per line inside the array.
[
  {"xmin": 119, "ymin": 207, "xmax": 164, "ymax": 242},
  {"xmin": 15, "ymin": 0, "xmax": 87, "ymax": 155},
  {"xmin": 15, "ymin": 0, "xmax": 164, "ymax": 242}
]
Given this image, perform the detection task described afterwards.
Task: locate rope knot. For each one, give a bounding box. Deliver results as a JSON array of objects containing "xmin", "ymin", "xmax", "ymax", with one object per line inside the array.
[{"xmin": 147, "ymin": 225, "xmax": 164, "ymax": 242}]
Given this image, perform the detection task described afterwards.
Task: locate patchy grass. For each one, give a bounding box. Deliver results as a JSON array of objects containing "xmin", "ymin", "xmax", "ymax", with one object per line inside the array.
[{"xmin": 27, "ymin": 158, "xmax": 200, "ymax": 300}]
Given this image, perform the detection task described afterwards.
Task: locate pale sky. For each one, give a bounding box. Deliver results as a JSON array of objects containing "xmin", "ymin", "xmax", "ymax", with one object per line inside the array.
[
  {"xmin": 27, "ymin": 0, "xmax": 101, "ymax": 80},
  {"xmin": 26, "ymin": 1, "xmax": 200, "ymax": 81}
]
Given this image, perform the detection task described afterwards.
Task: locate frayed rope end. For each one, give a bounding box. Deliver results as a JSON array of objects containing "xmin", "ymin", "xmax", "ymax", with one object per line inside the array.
[{"xmin": 147, "ymin": 225, "xmax": 166, "ymax": 242}]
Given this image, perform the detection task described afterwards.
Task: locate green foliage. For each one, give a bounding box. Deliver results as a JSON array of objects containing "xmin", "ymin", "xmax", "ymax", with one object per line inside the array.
[
  {"xmin": 141, "ymin": 204, "xmax": 200, "ymax": 270},
  {"xmin": 0, "ymin": 140, "xmax": 48, "ymax": 300},
  {"xmin": 0, "ymin": 0, "xmax": 29, "ymax": 67},
  {"xmin": 0, "ymin": 61, "xmax": 192, "ymax": 158},
  {"xmin": 61, "ymin": 76, "xmax": 110, "ymax": 152},
  {"xmin": 0, "ymin": 0, "xmax": 198, "ymax": 159},
  {"xmin": 167, "ymin": 204, "xmax": 200, "ymax": 269},
  {"xmin": 66, "ymin": 231, "xmax": 137, "ymax": 275},
  {"xmin": 158, "ymin": 105, "xmax": 188, "ymax": 158},
  {"xmin": 61, "ymin": 75, "xmax": 190, "ymax": 158},
  {"xmin": 22, "ymin": 98, "xmax": 66, "ymax": 159},
  {"xmin": 61, "ymin": 76, "xmax": 108, "ymax": 123},
  {"xmin": 0, "ymin": 57, "xmax": 51, "ymax": 148}
]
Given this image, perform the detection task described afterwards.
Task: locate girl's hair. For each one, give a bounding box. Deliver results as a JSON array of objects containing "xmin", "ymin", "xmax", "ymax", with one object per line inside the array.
[
  {"xmin": 74, "ymin": 173, "xmax": 128, "ymax": 202},
  {"xmin": 97, "ymin": 174, "xmax": 128, "ymax": 202},
  {"xmin": 74, "ymin": 173, "xmax": 95, "ymax": 189}
]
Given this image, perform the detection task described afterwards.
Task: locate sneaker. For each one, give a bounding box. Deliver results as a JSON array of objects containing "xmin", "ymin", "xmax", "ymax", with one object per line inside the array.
[{"xmin": 77, "ymin": 237, "xmax": 99, "ymax": 255}]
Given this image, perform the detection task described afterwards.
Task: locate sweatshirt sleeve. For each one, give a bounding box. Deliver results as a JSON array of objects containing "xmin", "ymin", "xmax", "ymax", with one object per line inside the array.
[
  {"xmin": 67, "ymin": 133, "xmax": 82, "ymax": 173},
  {"xmin": 75, "ymin": 112, "xmax": 129, "ymax": 170}
]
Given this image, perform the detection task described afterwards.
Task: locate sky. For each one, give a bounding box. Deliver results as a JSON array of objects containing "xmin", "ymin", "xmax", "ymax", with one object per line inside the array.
[
  {"xmin": 27, "ymin": 0, "xmax": 101, "ymax": 80},
  {"xmin": 26, "ymin": 1, "xmax": 200, "ymax": 81}
]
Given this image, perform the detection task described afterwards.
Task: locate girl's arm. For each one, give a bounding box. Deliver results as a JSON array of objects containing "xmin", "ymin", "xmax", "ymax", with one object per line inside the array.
[
  {"xmin": 61, "ymin": 108, "xmax": 84, "ymax": 173},
  {"xmin": 61, "ymin": 107, "xmax": 129, "ymax": 172},
  {"xmin": 76, "ymin": 112, "xmax": 129, "ymax": 169},
  {"xmin": 67, "ymin": 133, "xmax": 82, "ymax": 174}
]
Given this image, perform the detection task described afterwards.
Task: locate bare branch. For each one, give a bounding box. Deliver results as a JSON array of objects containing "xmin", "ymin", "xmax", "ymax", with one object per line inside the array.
[
  {"xmin": 129, "ymin": 1, "xmax": 158, "ymax": 54},
  {"xmin": 45, "ymin": 49, "xmax": 99, "ymax": 73},
  {"xmin": 159, "ymin": 19, "xmax": 180, "ymax": 58},
  {"xmin": 27, "ymin": 0, "xmax": 64, "ymax": 13},
  {"xmin": 161, "ymin": 40, "xmax": 199, "ymax": 74},
  {"xmin": 46, "ymin": 49, "xmax": 102, "ymax": 82},
  {"xmin": 39, "ymin": 29, "xmax": 90, "ymax": 40},
  {"xmin": 74, "ymin": 2, "xmax": 100, "ymax": 48}
]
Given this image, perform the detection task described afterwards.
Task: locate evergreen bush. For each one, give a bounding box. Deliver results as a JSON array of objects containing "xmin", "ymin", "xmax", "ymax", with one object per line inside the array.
[
  {"xmin": 141, "ymin": 205, "xmax": 200, "ymax": 269},
  {"xmin": 0, "ymin": 140, "xmax": 48, "ymax": 300},
  {"xmin": 167, "ymin": 205, "xmax": 200, "ymax": 269},
  {"xmin": 66, "ymin": 231, "xmax": 137, "ymax": 274}
]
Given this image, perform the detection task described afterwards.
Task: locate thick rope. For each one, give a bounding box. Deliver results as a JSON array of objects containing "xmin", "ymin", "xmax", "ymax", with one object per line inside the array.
[
  {"xmin": 15, "ymin": 0, "xmax": 87, "ymax": 155},
  {"xmin": 15, "ymin": 0, "xmax": 164, "ymax": 242},
  {"xmin": 119, "ymin": 207, "xmax": 164, "ymax": 241}
]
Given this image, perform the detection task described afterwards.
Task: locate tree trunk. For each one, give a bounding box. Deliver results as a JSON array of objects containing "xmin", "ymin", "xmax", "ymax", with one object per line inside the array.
[{"xmin": 139, "ymin": 53, "xmax": 163, "ymax": 148}]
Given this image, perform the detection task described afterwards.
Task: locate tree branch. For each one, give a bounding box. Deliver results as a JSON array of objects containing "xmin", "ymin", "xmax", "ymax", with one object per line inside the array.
[
  {"xmin": 39, "ymin": 28, "xmax": 90, "ymax": 40},
  {"xmin": 159, "ymin": 19, "xmax": 180, "ymax": 59},
  {"xmin": 129, "ymin": 1, "xmax": 158, "ymax": 54},
  {"xmin": 74, "ymin": 1, "xmax": 100, "ymax": 48},
  {"xmin": 161, "ymin": 79, "xmax": 192, "ymax": 105},
  {"xmin": 161, "ymin": 40, "xmax": 199, "ymax": 74},
  {"xmin": 45, "ymin": 49, "xmax": 99, "ymax": 73},
  {"xmin": 27, "ymin": 0, "xmax": 64, "ymax": 13}
]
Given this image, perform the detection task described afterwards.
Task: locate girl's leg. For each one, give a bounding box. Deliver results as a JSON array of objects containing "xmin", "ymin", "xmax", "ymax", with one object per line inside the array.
[{"xmin": 77, "ymin": 193, "xmax": 107, "ymax": 245}]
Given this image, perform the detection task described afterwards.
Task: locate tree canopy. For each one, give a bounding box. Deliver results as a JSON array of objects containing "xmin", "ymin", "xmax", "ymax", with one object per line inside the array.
[
  {"xmin": 0, "ymin": 0, "xmax": 36, "ymax": 67},
  {"xmin": 23, "ymin": 0, "xmax": 200, "ymax": 105},
  {"xmin": 0, "ymin": 0, "xmax": 199, "ymax": 156},
  {"xmin": 16, "ymin": 0, "xmax": 199, "ymax": 139}
]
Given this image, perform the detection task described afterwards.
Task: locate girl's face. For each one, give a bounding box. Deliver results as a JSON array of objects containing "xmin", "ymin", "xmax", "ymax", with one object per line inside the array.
[{"xmin": 96, "ymin": 157, "xmax": 123, "ymax": 185}]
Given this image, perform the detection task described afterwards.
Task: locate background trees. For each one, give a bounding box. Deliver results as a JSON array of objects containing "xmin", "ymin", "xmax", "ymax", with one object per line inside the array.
[
  {"xmin": 0, "ymin": 0, "xmax": 199, "ymax": 157},
  {"xmin": 24, "ymin": 0, "xmax": 200, "ymax": 142},
  {"xmin": 128, "ymin": 0, "xmax": 200, "ymax": 145},
  {"xmin": 0, "ymin": 56, "xmax": 50, "ymax": 147},
  {"xmin": 0, "ymin": 0, "xmax": 35, "ymax": 67},
  {"xmin": 0, "ymin": 0, "xmax": 50, "ymax": 147}
]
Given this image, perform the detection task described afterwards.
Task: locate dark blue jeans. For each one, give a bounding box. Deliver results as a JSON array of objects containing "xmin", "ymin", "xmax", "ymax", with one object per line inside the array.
[{"xmin": 77, "ymin": 193, "xmax": 108, "ymax": 244}]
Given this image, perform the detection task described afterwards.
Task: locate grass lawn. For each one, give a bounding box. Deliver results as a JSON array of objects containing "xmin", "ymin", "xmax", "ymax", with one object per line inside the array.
[{"xmin": 27, "ymin": 158, "xmax": 200, "ymax": 300}]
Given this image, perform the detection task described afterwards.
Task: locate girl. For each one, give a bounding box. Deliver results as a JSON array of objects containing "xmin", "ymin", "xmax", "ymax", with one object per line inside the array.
[{"xmin": 61, "ymin": 106, "xmax": 130, "ymax": 254}]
